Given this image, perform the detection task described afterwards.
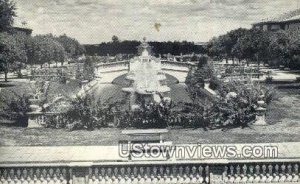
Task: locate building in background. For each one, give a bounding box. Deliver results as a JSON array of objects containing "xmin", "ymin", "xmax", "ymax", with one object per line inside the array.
[
  {"xmin": 10, "ymin": 27, "xmax": 33, "ymax": 35},
  {"xmin": 253, "ymin": 9, "xmax": 300, "ymax": 32}
]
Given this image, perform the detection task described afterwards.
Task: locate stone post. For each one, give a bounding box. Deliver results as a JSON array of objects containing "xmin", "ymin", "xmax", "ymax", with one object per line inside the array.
[
  {"xmin": 27, "ymin": 95, "xmax": 44, "ymax": 128},
  {"xmin": 204, "ymin": 78, "xmax": 210, "ymax": 89},
  {"xmin": 180, "ymin": 53, "xmax": 183, "ymax": 62},
  {"xmin": 81, "ymin": 80, "xmax": 89, "ymax": 90}
]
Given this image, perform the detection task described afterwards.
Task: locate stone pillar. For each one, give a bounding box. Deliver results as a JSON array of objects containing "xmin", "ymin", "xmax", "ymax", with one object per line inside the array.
[
  {"xmin": 180, "ymin": 53, "xmax": 183, "ymax": 62},
  {"xmin": 27, "ymin": 97, "xmax": 44, "ymax": 128},
  {"xmin": 81, "ymin": 80, "xmax": 89, "ymax": 90},
  {"xmin": 27, "ymin": 112, "xmax": 44, "ymax": 128}
]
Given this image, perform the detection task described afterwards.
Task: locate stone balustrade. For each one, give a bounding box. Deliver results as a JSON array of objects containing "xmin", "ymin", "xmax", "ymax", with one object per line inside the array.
[
  {"xmin": 86, "ymin": 165, "xmax": 209, "ymax": 184},
  {"xmin": 222, "ymin": 163, "xmax": 300, "ymax": 183},
  {"xmin": 1, "ymin": 161, "xmax": 300, "ymax": 184},
  {"xmin": 27, "ymin": 113, "xmax": 67, "ymax": 128},
  {"xmin": 0, "ymin": 168, "xmax": 69, "ymax": 184},
  {"xmin": 96, "ymin": 60, "xmax": 194, "ymax": 73},
  {"xmin": 161, "ymin": 60, "xmax": 195, "ymax": 68},
  {"xmin": 96, "ymin": 61, "xmax": 129, "ymax": 73}
]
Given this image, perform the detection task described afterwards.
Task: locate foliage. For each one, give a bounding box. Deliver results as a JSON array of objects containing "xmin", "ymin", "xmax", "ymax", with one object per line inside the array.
[
  {"xmin": 56, "ymin": 34, "xmax": 85, "ymax": 60},
  {"xmin": 64, "ymin": 94, "xmax": 110, "ymax": 131},
  {"xmin": 208, "ymin": 80, "xmax": 276, "ymax": 128},
  {"xmin": 0, "ymin": 32, "xmax": 27, "ymax": 81},
  {"xmin": 208, "ymin": 28, "xmax": 300, "ymax": 69},
  {"xmin": 111, "ymin": 35, "xmax": 120, "ymax": 43},
  {"xmin": 207, "ymin": 28, "xmax": 248, "ymax": 62},
  {"xmin": 0, "ymin": 0, "xmax": 16, "ymax": 32},
  {"xmin": 265, "ymin": 76, "xmax": 273, "ymax": 84},
  {"xmin": 119, "ymin": 97, "xmax": 173, "ymax": 128},
  {"xmin": 186, "ymin": 55, "xmax": 215, "ymax": 99},
  {"xmin": 82, "ymin": 56, "xmax": 95, "ymax": 81},
  {"xmin": 0, "ymin": 91, "xmax": 30, "ymax": 127},
  {"xmin": 29, "ymin": 35, "xmax": 65, "ymax": 67},
  {"xmin": 209, "ymin": 75, "xmax": 222, "ymax": 90},
  {"xmin": 85, "ymin": 40, "xmax": 205, "ymax": 56}
]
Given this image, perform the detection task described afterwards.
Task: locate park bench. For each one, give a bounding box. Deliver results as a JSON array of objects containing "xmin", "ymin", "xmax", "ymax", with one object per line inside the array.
[{"xmin": 121, "ymin": 129, "xmax": 173, "ymax": 160}]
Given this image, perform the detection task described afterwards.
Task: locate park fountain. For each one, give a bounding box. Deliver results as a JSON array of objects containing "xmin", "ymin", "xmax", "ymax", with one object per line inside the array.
[{"xmin": 122, "ymin": 38, "xmax": 170, "ymax": 109}]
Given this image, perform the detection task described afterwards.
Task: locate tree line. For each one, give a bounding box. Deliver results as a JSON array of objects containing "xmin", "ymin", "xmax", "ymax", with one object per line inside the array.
[
  {"xmin": 84, "ymin": 36, "xmax": 206, "ymax": 56},
  {"xmin": 0, "ymin": 32, "xmax": 85, "ymax": 81},
  {"xmin": 0, "ymin": 0, "xmax": 86, "ymax": 81},
  {"xmin": 207, "ymin": 28, "xmax": 300, "ymax": 69}
]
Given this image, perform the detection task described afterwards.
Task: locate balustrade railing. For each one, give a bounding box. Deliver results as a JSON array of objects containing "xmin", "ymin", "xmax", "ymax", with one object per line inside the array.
[
  {"xmin": 87, "ymin": 164, "xmax": 209, "ymax": 184},
  {"xmin": 97, "ymin": 61, "xmax": 129, "ymax": 69},
  {"xmin": 1, "ymin": 162, "xmax": 300, "ymax": 183},
  {"xmin": 96, "ymin": 60, "xmax": 194, "ymax": 72},
  {"xmin": 222, "ymin": 162, "xmax": 300, "ymax": 183},
  {"xmin": 0, "ymin": 167, "xmax": 69, "ymax": 184}
]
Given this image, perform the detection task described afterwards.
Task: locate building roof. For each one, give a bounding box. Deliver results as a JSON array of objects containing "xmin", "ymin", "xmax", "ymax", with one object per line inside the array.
[
  {"xmin": 254, "ymin": 9, "xmax": 300, "ymax": 25},
  {"xmin": 11, "ymin": 26, "xmax": 33, "ymax": 35}
]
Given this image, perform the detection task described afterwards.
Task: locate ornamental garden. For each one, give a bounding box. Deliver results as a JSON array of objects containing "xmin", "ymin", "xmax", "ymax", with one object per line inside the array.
[{"xmin": 1, "ymin": 2, "xmax": 300, "ymax": 145}]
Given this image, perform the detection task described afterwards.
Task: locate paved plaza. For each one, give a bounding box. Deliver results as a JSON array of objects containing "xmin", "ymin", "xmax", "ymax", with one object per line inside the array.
[{"xmin": 1, "ymin": 142, "xmax": 300, "ymax": 166}]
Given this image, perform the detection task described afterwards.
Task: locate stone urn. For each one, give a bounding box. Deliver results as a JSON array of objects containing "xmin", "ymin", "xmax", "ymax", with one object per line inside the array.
[{"xmin": 253, "ymin": 99, "xmax": 267, "ymax": 126}]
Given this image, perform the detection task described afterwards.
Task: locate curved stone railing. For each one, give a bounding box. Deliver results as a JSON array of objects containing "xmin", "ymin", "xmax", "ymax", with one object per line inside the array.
[
  {"xmin": 161, "ymin": 60, "xmax": 195, "ymax": 68},
  {"xmin": 96, "ymin": 60, "xmax": 194, "ymax": 73},
  {"xmin": 96, "ymin": 61, "xmax": 129, "ymax": 73}
]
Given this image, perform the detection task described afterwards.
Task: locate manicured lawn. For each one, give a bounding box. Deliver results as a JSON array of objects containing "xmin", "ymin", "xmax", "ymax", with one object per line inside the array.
[
  {"xmin": 0, "ymin": 82, "xmax": 300, "ymax": 146},
  {"xmin": 0, "ymin": 124, "xmax": 299, "ymax": 146}
]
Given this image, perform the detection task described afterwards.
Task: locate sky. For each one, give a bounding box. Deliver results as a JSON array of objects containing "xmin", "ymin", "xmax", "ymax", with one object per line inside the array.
[{"xmin": 14, "ymin": 0, "xmax": 300, "ymax": 44}]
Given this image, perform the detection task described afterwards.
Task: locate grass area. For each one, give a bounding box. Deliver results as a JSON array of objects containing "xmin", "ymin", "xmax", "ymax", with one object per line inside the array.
[
  {"xmin": 0, "ymin": 125, "xmax": 299, "ymax": 146},
  {"xmin": 0, "ymin": 81, "xmax": 300, "ymax": 146}
]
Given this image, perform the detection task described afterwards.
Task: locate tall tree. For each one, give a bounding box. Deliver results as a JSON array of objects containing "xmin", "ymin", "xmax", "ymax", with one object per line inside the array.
[
  {"xmin": 56, "ymin": 34, "xmax": 85, "ymax": 62},
  {"xmin": 30, "ymin": 35, "xmax": 65, "ymax": 68},
  {"xmin": 0, "ymin": 32, "xmax": 26, "ymax": 81},
  {"xmin": 268, "ymin": 31, "xmax": 291, "ymax": 67},
  {"xmin": 0, "ymin": 0, "xmax": 16, "ymax": 32},
  {"xmin": 111, "ymin": 35, "xmax": 120, "ymax": 43},
  {"xmin": 233, "ymin": 29, "xmax": 270, "ymax": 66}
]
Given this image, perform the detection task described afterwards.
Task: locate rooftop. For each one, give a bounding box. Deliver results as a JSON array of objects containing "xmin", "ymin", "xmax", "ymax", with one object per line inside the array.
[{"xmin": 255, "ymin": 9, "xmax": 300, "ymax": 24}]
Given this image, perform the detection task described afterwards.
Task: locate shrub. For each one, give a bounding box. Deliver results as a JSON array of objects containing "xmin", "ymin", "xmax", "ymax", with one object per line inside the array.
[
  {"xmin": 0, "ymin": 92, "xmax": 30, "ymax": 127},
  {"xmin": 209, "ymin": 76, "xmax": 222, "ymax": 90},
  {"xmin": 225, "ymin": 67, "xmax": 234, "ymax": 74},
  {"xmin": 62, "ymin": 94, "xmax": 112, "ymax": 130},
  {"xmin": 118, "ymin": 98, "xmax": 172, "ymax": 129},
  {"xmin": 207, "ymin": 80, "xmax": 276, "ymax": 128},
  {"xmin": 185, "ymin": 55, "xmax": 215, "ymax": 99},
  {"xmin": 265, "ymin": 76, "xmax": 273, "ymax": 84}
]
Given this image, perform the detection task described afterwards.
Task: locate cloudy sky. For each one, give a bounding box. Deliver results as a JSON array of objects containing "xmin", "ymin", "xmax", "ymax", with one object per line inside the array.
[{"xmin": 14, "ymin": 0, "xmax": 299, "ymax": 44}]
